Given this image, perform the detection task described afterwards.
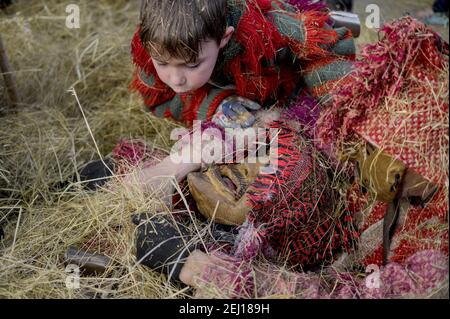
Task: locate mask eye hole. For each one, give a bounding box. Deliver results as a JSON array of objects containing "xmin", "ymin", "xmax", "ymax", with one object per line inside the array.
[
  {"xmin": 366, "ymin": 143, "xmax": 375, "ymax": 156},
  {"xmin": 221, "ymin": 175, "xmax": 237, "ymax": 192},
  {"xmin": 390, "ymin": 173, "xmax": 402, "ymax": 193},
  {"xmin": 355, "ymin": 161, "xmax": 361, "ymax": 179}
]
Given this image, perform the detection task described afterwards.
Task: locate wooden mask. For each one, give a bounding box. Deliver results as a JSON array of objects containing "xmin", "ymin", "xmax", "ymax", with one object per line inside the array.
[
  {"xmin": 353, "ymin": 143, "xmax": 406, "ymax": 203},
  {"xmin": 187, "ymin": 163, "xmax": 262, "ymax": 226}
]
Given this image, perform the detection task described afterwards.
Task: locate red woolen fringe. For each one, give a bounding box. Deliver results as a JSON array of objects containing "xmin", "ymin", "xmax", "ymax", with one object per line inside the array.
[
  {"xmin": 130, "ymin": 26, "xmax": 154, "ymax": 75},
  {"xmin": 246, "ymin": 122, "xmax": 302, "ymax": 211},
  {"xmin": 225, "ymin": 0, "xmax": 287, "ymax": 104},
  {"xmin": 287, "ymin": 11, "xmax": 338, "ymax": 60}
]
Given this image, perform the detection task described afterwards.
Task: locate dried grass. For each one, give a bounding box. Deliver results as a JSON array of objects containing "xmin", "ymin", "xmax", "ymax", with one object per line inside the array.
[
  {"xmin": 0, "ymin": 0, "xmax": 185, "ymax": 299},
  {"xmin": 0, "ymin": 0, "xmax": 447, "ymax": 299}
]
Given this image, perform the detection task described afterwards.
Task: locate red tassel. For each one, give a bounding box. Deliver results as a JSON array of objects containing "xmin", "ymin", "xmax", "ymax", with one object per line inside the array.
[
  {"xmin": 287, "ymin": 11, "xmax": 339, "ymax": 60},
  {"xmin": 130, "ymin": 26, "xmax": 155, "ymax": 75}
]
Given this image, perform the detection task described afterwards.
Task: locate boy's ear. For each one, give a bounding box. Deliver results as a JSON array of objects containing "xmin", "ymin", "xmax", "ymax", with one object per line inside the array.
[{"xmin": 219, "ymin": 26, "xmax": 235, "ymax": 49}]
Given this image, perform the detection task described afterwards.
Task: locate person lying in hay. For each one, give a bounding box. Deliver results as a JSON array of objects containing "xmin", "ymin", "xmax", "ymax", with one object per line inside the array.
[
  {"xmin": 130, "ymin": 117, "xmax": 357, "ymax": 295},
  {"xmin": 128, "ymin": 16, "xmax": 449, "ymax": 298},
  {"xmin": 75, "ymin": 0, "xmax": 358, "ymax": 281},
  {"xmin": 76, "ymin": 122, "xmax": 447, "ymax": 298},
  {"xmin": 126, "ymin": 116, "xmax": 447, "ymax": 299}
]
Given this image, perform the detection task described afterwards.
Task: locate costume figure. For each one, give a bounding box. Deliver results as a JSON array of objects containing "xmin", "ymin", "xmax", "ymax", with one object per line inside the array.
[
  {"xmin": 186, "ymin": 120, "xmax": 356, "ymax": 269},
  {"xmin": 75, "ymin": 15, "xmax": 448, "ymax": 299},
  {"xmin": 318, "ymin": 16, "xmax": 449, "ymax": 266}
]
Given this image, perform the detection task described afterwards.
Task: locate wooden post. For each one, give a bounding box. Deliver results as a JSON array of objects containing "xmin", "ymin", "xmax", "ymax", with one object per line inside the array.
[{"xmin": 0, "ymin": 34, "xmax": 20, "ymax": 107}]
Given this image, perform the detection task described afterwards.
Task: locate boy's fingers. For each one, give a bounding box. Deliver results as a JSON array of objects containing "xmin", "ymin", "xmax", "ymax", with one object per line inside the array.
[
  {"xmin": 240, "ymin": 113, "xmax": 256, "ymax": 128},
  {"xmin": 230, "ymin": 103, "xmax": 247, "ymax": 116},
  {"xmin": 230, "ymin": 104, "xmax": 256, "ymax": 128},
  {"xmin": 222, "ymin": 102, "xmax": 238, "ymax": 119},
  {"xmin": 224, "ymin": 111, "xmax": 255, "ymax": 128},
  {"xmin": 212, "ymin": 113, "xmax": 240, "ymax": 129},
  {"xmin": 235, "ymin": 96, "xmax": 262, "ymax": 110},
  {"xmin": 224, "ymin": 96, "xmax": 262, "ymax": 111}
]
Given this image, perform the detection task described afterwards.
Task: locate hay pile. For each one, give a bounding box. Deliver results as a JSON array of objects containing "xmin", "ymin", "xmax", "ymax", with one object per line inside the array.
[
  {"xmin": 0, "ymin": 0, "xmax": 354, "ymax": 297},
  {"xmin": 0, "ymin": 1, "xmax": 448, "ymax": 299},
  {"xmin": 0, "ymin": 0, "xmax": 187, "ymax": 298}
]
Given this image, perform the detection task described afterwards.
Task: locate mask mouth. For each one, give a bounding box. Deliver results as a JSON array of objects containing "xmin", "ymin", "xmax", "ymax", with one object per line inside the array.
[
  {"xmin": 211, "ymin": 165, "xmax": 249, "ymax": 199},
  {"xmin": 187, "ymin": 166, "xmax": 251, "ymax": 226},
  {"xmin": 221, "ymin": 175, "xmax": 237, "ymax": 193}
]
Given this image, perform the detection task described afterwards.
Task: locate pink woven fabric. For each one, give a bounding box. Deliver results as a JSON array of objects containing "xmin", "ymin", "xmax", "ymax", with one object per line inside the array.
[
  {"xmin": 111, "ymin": 139, "xmax": 168, "ymax": 174},
  {"xmin": 197, "ymin": 249, "xmax": 448, "ymax": 299}
]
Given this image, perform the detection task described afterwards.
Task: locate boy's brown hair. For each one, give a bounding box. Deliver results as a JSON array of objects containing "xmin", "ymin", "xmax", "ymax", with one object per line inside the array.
[{"xmin": 139, "ymin": 0, "xmax": 228, "ymax": 63}]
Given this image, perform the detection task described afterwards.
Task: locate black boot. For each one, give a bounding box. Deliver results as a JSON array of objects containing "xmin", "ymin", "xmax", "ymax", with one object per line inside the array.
[
  {"xmin": 133, "ymin": 213, "xmax": 197, "ymax": 283},
  {"xmin": 52, "ymin": 158, "xmax": 115, "ymax": 192},
  {"xmin": 78, "ymin": 158, "xmax": 115, "ymax": 190}
]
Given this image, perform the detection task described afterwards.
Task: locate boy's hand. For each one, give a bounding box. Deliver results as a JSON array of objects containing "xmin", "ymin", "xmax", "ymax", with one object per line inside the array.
[
  {"xmin": 121, "ymin": 156, "xmax": 200, "ymax": 198},
  {"xmin": 212, "ymin": 96, "xmax": 261, "ymax": 129}
]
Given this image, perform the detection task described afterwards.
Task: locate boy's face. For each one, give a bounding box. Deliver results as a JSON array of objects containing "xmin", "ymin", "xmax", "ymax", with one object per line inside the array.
[
  {"xmin": 150, "ymin": 27, "xmax": 234, "ymax": 94},
  {"xmin": 151, "ymin": 40, "xmax": 220, "ymax": 93}
]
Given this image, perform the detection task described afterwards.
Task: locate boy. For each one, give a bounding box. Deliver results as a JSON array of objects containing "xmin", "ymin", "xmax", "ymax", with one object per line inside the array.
[{"xmin": 127, "ymin": 0, "xmax": 355, "ymax": 189}]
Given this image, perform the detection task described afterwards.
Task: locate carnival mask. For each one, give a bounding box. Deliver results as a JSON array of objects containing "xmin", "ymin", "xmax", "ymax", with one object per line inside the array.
[
  {"xmin": 353, "ymin": 143, "xmax": 406, "ymax": 203},
  {"xmin": 352, "ymin": 142, "xmax": 438, "ymax": 205},
  {"xmin": 187, "ymin": 162, "xmax": 262, "ymax": 226}
]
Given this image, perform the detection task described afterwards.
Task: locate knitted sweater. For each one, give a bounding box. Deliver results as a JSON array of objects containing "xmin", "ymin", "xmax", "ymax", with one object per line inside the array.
[{"xmin": 130, "ymin": 0, "xmax": 355, "ymax": 127}]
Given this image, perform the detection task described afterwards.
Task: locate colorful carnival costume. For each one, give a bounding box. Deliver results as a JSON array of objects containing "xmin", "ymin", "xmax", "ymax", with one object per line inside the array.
[
  {"xmin": 132, "ymin": 119, "xmax": 357, "ymax": 292},
  {"xmin": 130, "ymin": 0, "xmax": 355, "ymax": 127},
  {"xmin": 184, "ymin": 120, "xmax": 357, "ymax": 270},
  {"xmin": 129, "ymin": 16, "xmax": 449, "ymax": 299},
  {"xmin": 318, "ymin": 16, "xmax": 449, "ymax": 267},
  {"xmin": 193, "ymin": 16, "xmax": 449, "ymax": 299}
]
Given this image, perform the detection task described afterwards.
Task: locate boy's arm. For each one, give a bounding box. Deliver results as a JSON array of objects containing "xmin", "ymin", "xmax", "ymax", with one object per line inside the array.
[
  {"xmin": 130, "ymin": 28, "xmax": 235, "ymax": 126},
  {"xmin": 300, "ymin": 26, "xmax": 355, "ymax": 104},
  {"xmin": 268, "ymin": 5, "xmax": 355, "ymax": 104}
]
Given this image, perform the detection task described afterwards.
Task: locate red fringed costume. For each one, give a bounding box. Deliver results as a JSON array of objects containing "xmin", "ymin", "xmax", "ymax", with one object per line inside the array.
[
  {"xmin": 233, "ymin": 121, "xmax": 357, "ymax": 270},
  {"xmin": 318, "ymin": 17, "xmax": 449, "ymax": 267},
  {"xmin": 129, "ymin": 0, "xmax": 354, "ymax": 127}
]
